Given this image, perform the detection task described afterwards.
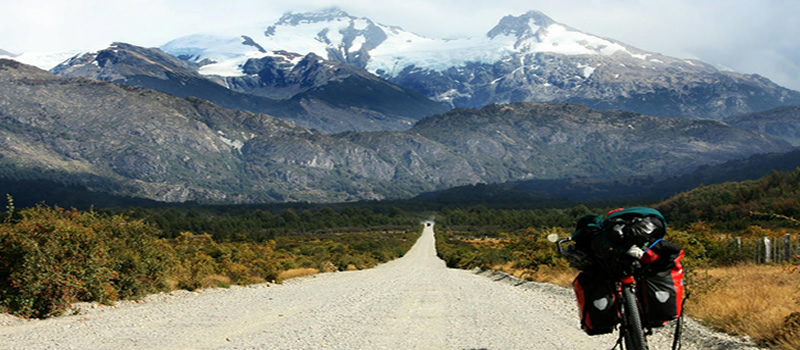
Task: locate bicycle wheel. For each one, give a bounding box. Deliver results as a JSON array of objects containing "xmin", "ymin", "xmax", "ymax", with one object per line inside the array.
[{"xmin": 622, "ymin": 285, "xmax": 649, "ymax": 350}]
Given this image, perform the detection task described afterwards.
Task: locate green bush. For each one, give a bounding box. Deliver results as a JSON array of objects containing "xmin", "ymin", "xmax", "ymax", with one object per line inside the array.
[
  {"xmin": 435, "ymin": 231, "xmax": 510, "ymax": 269},
  {"xmin": 0, "ymin": 206, "xmax": 113, "ymax": 318},
  {"xmin": 1, "ymin": 203, "xmax": 419, "ymax": 318},
  {"xmin": 88, "ymin": 213, "xmax": 174, "ymax": 299},
  {"xmin": 508, "ymin": 228, "xmax": 568, "ymax": 270},
  {"xmin": 0, "ymin": 206, "xmax": 173, "ymax": 318}
]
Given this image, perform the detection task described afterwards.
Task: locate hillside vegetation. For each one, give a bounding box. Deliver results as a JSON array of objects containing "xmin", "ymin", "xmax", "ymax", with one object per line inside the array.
[
  {"xmin": 0, "ymin": 201, "xmax": 419, "ymax": 318},
  {"xmin": 656, "ymin": 169, "xmax": 800, "ymax": 230}
]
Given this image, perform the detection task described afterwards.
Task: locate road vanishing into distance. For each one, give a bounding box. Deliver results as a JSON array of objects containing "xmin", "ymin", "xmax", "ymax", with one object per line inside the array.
[{"xmin": 1, "ymin": 224, "xmax": 757, "ymax": 349}]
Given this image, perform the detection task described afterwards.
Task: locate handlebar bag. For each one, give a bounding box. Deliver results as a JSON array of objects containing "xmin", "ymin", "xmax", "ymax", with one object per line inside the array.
[{"xmin": 573, "ymin": 271, "xmax": 620, "ymax": 335}]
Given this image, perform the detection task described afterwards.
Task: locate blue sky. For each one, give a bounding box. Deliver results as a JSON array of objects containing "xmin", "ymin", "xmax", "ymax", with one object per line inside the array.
[{"xmin": 3, "ymin": 0, "xmax": 799, "ymax": 90}]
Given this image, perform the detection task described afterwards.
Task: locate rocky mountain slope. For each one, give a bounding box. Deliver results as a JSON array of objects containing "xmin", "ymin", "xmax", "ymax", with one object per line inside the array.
[
  {"xmin": 50, "ymin": 43, "xmax": 448, "ymax": 133},
  {"xmin": 418, "ymin": 149, "xmax": 800, "ymax": 206},
  {"xmin": 725, "ymin": 105, "xmax": 800, "ymax": 146},
  {"xmin": 1, "ymin": 60, "xmax": 793, "ymax": 203},
  {"xmin": 162, "ymin": 8, "xmax": 800, "ymax": 120}
]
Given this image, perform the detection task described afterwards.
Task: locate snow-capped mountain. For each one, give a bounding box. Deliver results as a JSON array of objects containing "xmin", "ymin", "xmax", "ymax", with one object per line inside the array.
[
  {"xmin": 162, "ymin": 8, "xmax": 800, "ymax": 120},
  {"xmin": 1, "ymin": 50, "xmax": 88, "ymax": 72},
  {"xmin": 164, "ymin": 8, "xmax": 637, "ymax": 79},
  {"xmin": 2, "ymin": 59, "xmax": 794, "ymax": 202},
  {"xmin": 0, "ymin": 48, "xmax": 17, "ymax": 57},
  {"xmin": 49, "ymin": 42, "xmax": 447, "ymax": 133}
]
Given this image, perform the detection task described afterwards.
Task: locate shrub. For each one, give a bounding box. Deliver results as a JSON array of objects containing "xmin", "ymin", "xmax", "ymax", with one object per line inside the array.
[
  {"xmin": 508, "ymin": 228, "xmax": 568, "ymax": 270},
  {"xmin": 0, "ymin": 205, "xmax": 175, "ymax": 318},
  {"xmin": 0, "ymin": 206, "xmax": 115, "ymax": 318},
  {"xmin": 88, "ymin": 213, "xmax": 175, "ymax": 299},
  {"xmin": 1, "ymin": 204, "xmax": 419, "ymax": 318}
]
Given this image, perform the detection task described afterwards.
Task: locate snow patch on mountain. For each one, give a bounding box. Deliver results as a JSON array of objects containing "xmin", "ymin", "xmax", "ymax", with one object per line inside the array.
[
  {"xmin": 367, "ymin": 32, "xmax": 516, "ymax": 76},
  {"xmin": 160, "ymin": 9, "xmax": 650, "ymax": 80},
  {"xmin": 2, "ymin": 50, "xmax": 87, "ymax": 70},
  {"xmin": 521, "ymin": 23, "xmax": 628, "ymax": 56}
]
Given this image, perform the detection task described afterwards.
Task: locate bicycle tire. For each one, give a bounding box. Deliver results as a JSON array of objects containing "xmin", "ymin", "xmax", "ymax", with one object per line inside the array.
[{"xmin": 622, "ymin": 285, "xmax": 649, "ymax": 350}]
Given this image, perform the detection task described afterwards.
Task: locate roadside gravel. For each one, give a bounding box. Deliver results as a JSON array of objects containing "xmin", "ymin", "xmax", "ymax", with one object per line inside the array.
[{"xmin": 0, "ymin": 225, "xmax": 761, "ymax": 349}]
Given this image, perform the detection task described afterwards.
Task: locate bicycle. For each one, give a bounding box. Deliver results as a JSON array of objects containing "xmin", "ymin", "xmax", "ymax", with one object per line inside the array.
[{"xmin": 553, "ymin": 235, "xmax": 685, "ymax": 350}]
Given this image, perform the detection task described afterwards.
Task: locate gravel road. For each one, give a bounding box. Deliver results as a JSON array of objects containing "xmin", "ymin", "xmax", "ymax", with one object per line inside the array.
[{"xmin": 1, "ymin": 224, "xmax": 760, "ymax": 349}]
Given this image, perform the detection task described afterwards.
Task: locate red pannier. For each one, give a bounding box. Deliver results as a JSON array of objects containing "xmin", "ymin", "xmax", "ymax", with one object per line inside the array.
[
  {"xmin": 639, "ymin": 248, "xmax": 685, "ymax": 327},
  {"xmin": 573, "ymin": 271, "xmax": 620, "ymax": 335}
]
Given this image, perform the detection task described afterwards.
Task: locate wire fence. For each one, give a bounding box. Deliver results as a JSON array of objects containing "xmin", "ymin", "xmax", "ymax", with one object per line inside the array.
[{"xmin": 725, "ymin": 234, "xmax": 800, "ymax": 264}]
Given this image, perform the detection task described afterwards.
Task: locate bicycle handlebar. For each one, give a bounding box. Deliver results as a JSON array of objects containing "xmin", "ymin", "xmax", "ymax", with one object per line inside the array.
[{"xmin": 556, "ymin": 237, "xmax": 572, "ymax": 255}]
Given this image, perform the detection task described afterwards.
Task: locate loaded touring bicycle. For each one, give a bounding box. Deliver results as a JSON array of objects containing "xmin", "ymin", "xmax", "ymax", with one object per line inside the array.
[{"xmin": 552, "ymin": 207, "xmax": 686, "ymax": 350}]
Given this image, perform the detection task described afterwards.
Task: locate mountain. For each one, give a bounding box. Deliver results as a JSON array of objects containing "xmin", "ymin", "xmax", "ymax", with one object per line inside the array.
[
  {"xmin": 725, "ymin": 105, "xmax": 800, "ymax": 146},
  {"xmin": 419, "ymin": 148, "xmax": 800, "ymax": 206},
  {"xmin": 1, "ymin": 60, "xmax": 793, "ymax": 203},
  {"xmin": 404, "ymin": 103, "xmax": 793, "ymax": 179},
  {"xmin": 50, "ymin": 43, "xmax": 448, "ymax": 133},
  {"xmin": 162, "ymin": 8, "xmax": 800, "ymax": 121},
  {"xmin": 0, "ymin": 58, "xmax": 310, "ymax": 202},
  {"xmin": 0, "ymin": 49, "xmax": 82, "ymax": 72}
]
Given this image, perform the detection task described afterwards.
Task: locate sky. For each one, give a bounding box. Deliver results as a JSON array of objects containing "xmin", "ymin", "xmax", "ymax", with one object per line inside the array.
[{"xmin": 2, "ymin": 0, "xmax": 799, "ymax": 90}]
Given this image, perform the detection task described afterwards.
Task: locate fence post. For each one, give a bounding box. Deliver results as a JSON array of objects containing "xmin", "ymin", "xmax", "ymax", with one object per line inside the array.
[
  {"xmin": 764, "ymin": 236, "xmax": 772, "ymax": 263},
  {"xmin": 755, "ymin": 238, "xmax": 762, "ymax": 264},
  {"xmin": 785, "ymin": 234, "xmax": 792, "ymax": 263}
]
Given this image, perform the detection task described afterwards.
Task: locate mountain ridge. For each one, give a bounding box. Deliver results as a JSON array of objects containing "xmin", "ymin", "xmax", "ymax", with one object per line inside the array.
[
  {"xmin": 724, "ymin": 105, "xmax": 800, "ymax": 146},
  {"xmin": 1, "ymin": 59, "xmax": 794, "ymax": 203},
  {"xmin": 50, "ymin": 43, "xmax": 448, "ymax": 133},
  {"xmin": 160, "ymin": 8, "xmax": 800, "ymax": 120}
]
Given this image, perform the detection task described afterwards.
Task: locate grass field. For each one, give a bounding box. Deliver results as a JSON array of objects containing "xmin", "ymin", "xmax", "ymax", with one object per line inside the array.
[{"xmin": 688, "ymin": 264, "xmax": 800, "ymax": 349}]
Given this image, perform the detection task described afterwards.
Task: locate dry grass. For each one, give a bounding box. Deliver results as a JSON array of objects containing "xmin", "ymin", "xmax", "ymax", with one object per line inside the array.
[
  {"xmin": 527, "ymin": 265, "xmax": 578, "ymax": 288},
  {"xmin": 277, "ymin": 268, "xmax": 320, "ymax": 281},
  {"xmin": 464, "ymin": 238, "xmax": 509, "ymax": 249},
  {"xmin": 200, "ymin": 275, "xmax": 232, "ymax": 289},
  {"xmin": 493, "ymin": 262, "xmax": 577, "ymax": 288},
  {"xmin": 163, "ymin": 277, "xmax": 180, "ymax": 291},
  {"xmin": 688, "ymin": 264, "xmax": 800, "ymax": 349}
]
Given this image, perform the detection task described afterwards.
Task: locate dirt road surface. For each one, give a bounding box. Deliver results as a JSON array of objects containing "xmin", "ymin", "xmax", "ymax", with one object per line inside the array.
[{"xmin": 0, "ymin": 224, "xmax": 759, "ymax": 349}]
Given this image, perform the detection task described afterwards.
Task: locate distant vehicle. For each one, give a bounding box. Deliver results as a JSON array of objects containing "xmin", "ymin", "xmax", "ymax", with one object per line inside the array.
[{"xmin": 426, "ymin": 222, "xmax": 432, "ymax": 227}]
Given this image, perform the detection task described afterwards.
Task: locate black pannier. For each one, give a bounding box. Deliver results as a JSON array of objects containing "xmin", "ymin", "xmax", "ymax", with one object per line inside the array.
[
  {"xmin": 638, "ymin": 243, "xmax": 685, "ymax": 327},
  {"xmin": 573, "ymin": 271, "xmax": 620, "ymax": 335}
]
